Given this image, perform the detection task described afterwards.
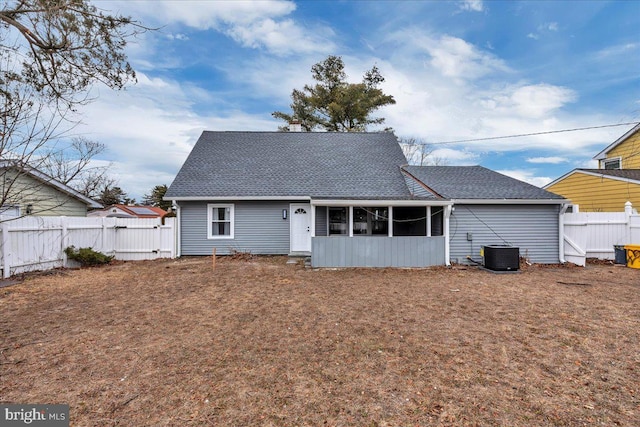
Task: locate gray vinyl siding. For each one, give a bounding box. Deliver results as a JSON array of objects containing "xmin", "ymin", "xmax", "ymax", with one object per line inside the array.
[
  {"xmin": 315, "ymin": 206, "xmax": 327, "ymax": 236},
  {"xmin": 312, "ymin": 236, "xmax": 445, "ymax": 267},
  {"xmin": 180, "ymin": 200, "xmax": 304, "ymax": 255},
  {"xmin": 449, "ymin": 204, "xmax": 561, "ymax": 264}
]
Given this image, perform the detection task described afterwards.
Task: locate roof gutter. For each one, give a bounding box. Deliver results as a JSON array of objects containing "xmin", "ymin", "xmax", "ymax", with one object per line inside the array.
[
  {"xmin": 165, "ymin": 196, "xmax": 313, "ymax": 202},
  {"xmin": 311, "ymin": 199, "xmax": 453, "ymax": 207},
  {"xmin": 452, "ymin": 198, "xmax": 569, "ymax": 205},
  {"xmin": 164, "ymin": 196, "xmax": 452, "ymax": 206}
]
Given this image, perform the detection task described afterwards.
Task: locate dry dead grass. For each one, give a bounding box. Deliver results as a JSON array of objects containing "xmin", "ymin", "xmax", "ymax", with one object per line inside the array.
[{"xmin": 1, "ymin": 257, "xmax": 638, "ymax": 426}]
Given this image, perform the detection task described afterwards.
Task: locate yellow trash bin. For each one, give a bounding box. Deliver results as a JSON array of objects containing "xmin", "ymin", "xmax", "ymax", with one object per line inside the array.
[{"xmin": 623, "ymin": 245, "xmax": 640, "ymax": 269}]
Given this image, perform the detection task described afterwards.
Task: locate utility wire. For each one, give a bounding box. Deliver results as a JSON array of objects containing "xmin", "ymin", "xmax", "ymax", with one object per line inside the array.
[{"xmin": 419, "ymin": 122, "xmax": 639, "ymax": 146}]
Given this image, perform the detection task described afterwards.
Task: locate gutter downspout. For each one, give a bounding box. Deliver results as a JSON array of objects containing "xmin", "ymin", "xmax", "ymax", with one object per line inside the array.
[
  {"xmin": 444, "ymin": 205, "xmax": 453, "ymax": 266},
  {"xmin": 558, "ymin": 203, "xmax": 570, "ymax": 263},
  {"xmin": 175, "ymin": 201, "xmax": 181, "ymax": 258}
]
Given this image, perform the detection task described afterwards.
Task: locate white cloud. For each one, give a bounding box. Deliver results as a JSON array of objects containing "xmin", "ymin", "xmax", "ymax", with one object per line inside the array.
[
  {"xmin": 429, "ymin": 148, "xmax": 479, "ymax": 165},
  {"xmin": 79, "ymin": 74, "xmax": 279, "ymax": 199},
  {"xmin": 166, "ymin": 33, "xmax": 189, "ymax": 41},
  {"xmin": 113, "ymin": 0, "xmax": 333, "ymax": 56},
  {"xmin": 528, "ymin": 22, "xmax": 559, "ymax": 40},
  {"xmin": 496, "ymin": 169, "xmax": 554, "ymax": 188},
  {"xmin": 120, "ymin": 0, "xmax": 296, "ymax": 28},
  {"xmin": 594, "ymin": 42, "xmax": 640, "ymax": 60},
  {"xmin": 425, "ymin": 35, "xmax": 509, "ymax": 80},
  {"xmin": 458, "ymin": 0, "xmax": 484, "ymax": 12},
  {"xmin": 485, "ymin": 84, "xmax": 577, "ymax": 119},
  {"xmin": 376, "ymin": 28, "xmax": 624, "ymax": 158},
  {"xmin": 226, "ymin": 18, "xmax": 334, "ymax": 56},
  {"xmin": 526, "ymin": 156, "xmax": 568, "ymax": 164}
]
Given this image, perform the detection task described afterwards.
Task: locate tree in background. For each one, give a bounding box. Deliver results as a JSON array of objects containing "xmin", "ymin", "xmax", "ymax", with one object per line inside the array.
[
  {"xmin": 400, "ymin": 137, "xmax": 449, "ymax": 166},
  {"xmin": 273, "ymin": 55, "xmax": 396, "ymax": 132},
  {"xmin": 0, "ymin": 0, "xmax": 143, "ymax": 106},
  {"xmin": 39, "ymin": 137, "xmax": 116, "ymax": 199},
  {"xmin": 97, "ymin": 186, "xmax": 135, "ymax": 207},
  {"xmin": 0, "ymin": 1, "xmax": 146, "ymax": 217},
  {"xmin": 142, "ymin": 184, "xmax": 171, "ymax": 211}
]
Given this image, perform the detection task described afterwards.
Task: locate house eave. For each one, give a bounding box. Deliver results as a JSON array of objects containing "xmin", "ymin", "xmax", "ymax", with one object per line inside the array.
[
  {"xmin": 165, "ymin": 195, "xmax": 313, "ymax": 201},
  {"xmin": 165, "ymin": 195, "xmax": 451, "ymax": 206},
  {"xmin": 544, "ymin": 169, "xmax": 578, "ymax": 188},
  {"xmin": 311, "ymin": 199, "xmax": 453, "ymax": 206},
  {"xmin": 452, "ymin": 198, "xmax": 569, "ymax": 205},
  {"xmin": 545, "ymin": 169, "xmax": 640, "ymax": 187},
  {"xmin": 0, "ymin": 161, "xmax": 102, "ymax": 208},
  {"xmin": 593, "ymin": 123, "xmax": 640, "ymax": 160}
]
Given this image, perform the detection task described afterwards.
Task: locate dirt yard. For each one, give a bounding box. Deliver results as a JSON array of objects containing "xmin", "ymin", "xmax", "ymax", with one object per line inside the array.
[{"xmin": 1, "ymin": 257, "xmax": 638, "ymax": 426}]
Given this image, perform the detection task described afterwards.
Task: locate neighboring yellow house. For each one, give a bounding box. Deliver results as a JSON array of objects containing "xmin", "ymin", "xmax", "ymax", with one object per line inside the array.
[
  {"xmin": 545, "ymin": 123, "xmax": 640, "ymax": 212},
  {"xmin": 0, "ymin": 161, "xmax": 102, "ymax": 217}
]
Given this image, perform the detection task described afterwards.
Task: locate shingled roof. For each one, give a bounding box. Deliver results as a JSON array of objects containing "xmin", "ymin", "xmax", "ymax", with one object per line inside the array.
[
  {"xmin": 575, "ymin": 169, "xmax": 640, "ymax": 182},
  {"xmin": 165, "ymin": 131, "xmax": 412, "ymax": 200},
  {"xmin": 403, "ymin": 165, "xmax": 566, "ymax": 200}
]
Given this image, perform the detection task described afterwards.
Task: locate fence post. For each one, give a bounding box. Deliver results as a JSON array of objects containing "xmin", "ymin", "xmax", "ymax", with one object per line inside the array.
[
  {"xmin": 625, "ymin": 201, "xmax": 633, "ymax": 244},
  {"xmin": 102, "ymin": 217, "xmax": 110, "ymax": 256},
  {"xmin": 168, "ymin": 218, "xmax": 176, "ymax": 258},
  {"xmin": 1, "ymin": 221, "xmax": 10, "ymax": 279},
  {"xmin": 60, "ymin": 216, "xmax": 68, "ymax": 268}
]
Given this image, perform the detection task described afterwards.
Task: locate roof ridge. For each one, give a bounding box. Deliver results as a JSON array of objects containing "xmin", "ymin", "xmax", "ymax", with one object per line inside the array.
[{"xmin": 201, "ymin": 130, "xmax": 396, "ymax": 134}]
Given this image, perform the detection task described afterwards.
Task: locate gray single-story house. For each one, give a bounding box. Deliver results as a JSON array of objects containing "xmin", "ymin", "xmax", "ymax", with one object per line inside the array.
[{"xmin": 165, "ymin": 131, "xmax": 568, "ymax": 267}]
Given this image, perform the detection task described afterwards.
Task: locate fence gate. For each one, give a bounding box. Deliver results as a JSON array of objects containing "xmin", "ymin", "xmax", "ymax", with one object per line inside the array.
[
  {"xmin": 562, "ymin": 202, "xmax": 639, "ymax": 266},
  {"xmin": 0, "ymin": 216, "xmax": 176, "ymax": 278}
]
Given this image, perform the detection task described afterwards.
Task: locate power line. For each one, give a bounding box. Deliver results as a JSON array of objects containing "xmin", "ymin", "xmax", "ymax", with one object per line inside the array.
[{"xmin": 421, "ymin": 121, "xmax": 639, "ymax": 146}]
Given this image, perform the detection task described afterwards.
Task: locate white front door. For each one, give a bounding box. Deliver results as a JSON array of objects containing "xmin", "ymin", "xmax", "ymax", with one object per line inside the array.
[{"xmin": 290, "ymin": 203, "xmax": 312, "ymax": 252}]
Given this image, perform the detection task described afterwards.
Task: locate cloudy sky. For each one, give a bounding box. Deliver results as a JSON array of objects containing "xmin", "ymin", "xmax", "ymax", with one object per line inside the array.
[{"xmin": 79, "ymin": 0, "xmax": 639, "ymax": 200}]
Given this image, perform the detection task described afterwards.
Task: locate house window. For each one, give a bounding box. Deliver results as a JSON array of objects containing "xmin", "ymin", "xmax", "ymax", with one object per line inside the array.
[
  {"xmin": 393, "ymin": 207, "xmax": 427, "ymax": 236},
  {"xmin": 431, "ymin": 207, "xmax": 444, "ymax": 236},
  {"xmin": 0, "ymin": 205, "xmax": 20, "ymax": 217},
  {"xmin": 353, "ymin": 207, "xmax": 388, "ymax": 235},
  {"xmin": 328, "ymin": 207, "xmax": 348, "ymax": 235},
  {"xmin": 208, "ymin": 204, "xmax": 234, "ymax": 239},
  {"xmin": 603, "ymin": 157, "xmax": 621, "ymax": 170}
]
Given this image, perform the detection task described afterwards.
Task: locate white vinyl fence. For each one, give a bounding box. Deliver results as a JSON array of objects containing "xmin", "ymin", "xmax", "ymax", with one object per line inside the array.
[
  {"xmin": 0, "ymin": 216, "xmax": 176, "ymax": 278},
  {"xmin": 563, "ymin": 202, "xmax": 640, "ymax": 266}
]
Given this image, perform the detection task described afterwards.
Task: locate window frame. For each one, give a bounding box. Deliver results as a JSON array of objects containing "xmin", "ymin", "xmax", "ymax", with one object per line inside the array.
[
  {"xmin": 430, "ymin": 206, "xmax": 444, "ymax": 236},
  {"xmin": 352, "ymin": 206, "xmax": 389, "ymax": 236},
  {"xmin": 327, "ymin": 206, "xmax": 349, "ymax": 236},
  {"xmin": 602, "ymin": 157, "xmax": 622, "ymax": 170},
  {"xmin": 392, "ymin": 206, "xmax": 427, "ymax": 237},
  {"xmin": 0, "ymin": 205, "xmax": 20, "ymax": 217},
  {"xmin": 207, "ymin": 203, "xmax": 234, "ymax": 239}
]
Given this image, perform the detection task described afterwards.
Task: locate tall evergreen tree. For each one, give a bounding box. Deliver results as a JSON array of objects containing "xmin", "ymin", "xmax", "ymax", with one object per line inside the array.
[
  {"xmin": 273, "ymin": 55, "xmax": 396, "ymax": 132},
  {"xmin": 142, "ymin": 184, "xmax": 171, "ymax": 211}
]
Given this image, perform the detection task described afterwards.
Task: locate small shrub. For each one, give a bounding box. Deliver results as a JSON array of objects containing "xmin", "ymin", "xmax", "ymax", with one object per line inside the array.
[
  {"xmin": 229, "ymin": 249, "xmax": 254, "ymax": 261},
  {"xmin": 64, "ymin": 246, "xmax": 114, "ymax": 266}
]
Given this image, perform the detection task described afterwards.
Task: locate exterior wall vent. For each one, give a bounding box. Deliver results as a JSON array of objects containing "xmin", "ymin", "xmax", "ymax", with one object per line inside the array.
[{"xmin": 483, "ymin": 245, "xmax": 519, "ymax": 271}]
